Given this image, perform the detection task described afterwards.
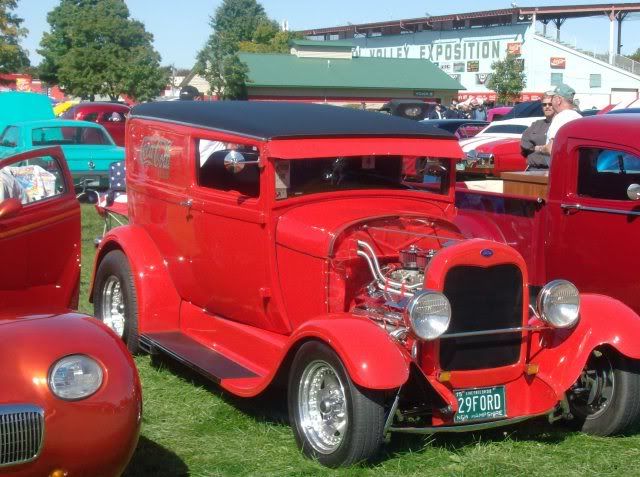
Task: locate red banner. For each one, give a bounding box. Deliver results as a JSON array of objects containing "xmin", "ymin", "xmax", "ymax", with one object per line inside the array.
[{"xmin": 550, "ymin": 57, "xmax": 566, "ymax": 69}]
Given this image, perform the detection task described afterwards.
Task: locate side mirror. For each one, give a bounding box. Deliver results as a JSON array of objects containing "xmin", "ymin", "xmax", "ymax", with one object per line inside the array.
[
  {"xmin": 627, "ymin": 183, "xmax": 640, "ymax": 201},
  {"xmin": 0, "ymin": 198, "xmax": 22, "ymax": 220},
  {"xmin": 223, "ymin": 150, "xmax": 260, "ymax": 174}
]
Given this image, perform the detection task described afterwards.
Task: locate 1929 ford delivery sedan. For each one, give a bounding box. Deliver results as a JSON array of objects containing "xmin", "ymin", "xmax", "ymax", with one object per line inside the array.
[{"xmin": 92, "ymin": 102, "xmax": 640, "ymax": 467}]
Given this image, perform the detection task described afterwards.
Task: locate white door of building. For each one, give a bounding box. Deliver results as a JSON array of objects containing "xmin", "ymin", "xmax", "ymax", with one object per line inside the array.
[{"xmin": 610, "ymin": 88, "xmax": 639, "ymax": 106}]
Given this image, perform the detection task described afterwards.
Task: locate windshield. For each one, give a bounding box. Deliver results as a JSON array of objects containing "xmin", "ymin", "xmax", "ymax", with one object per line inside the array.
[
  {"xmin": 482, "ymin": 124, "xmax": 528, "ymax": 135},
  {"xmin": 31, "ymin": 126, "xmax": 113, "ymax": 146},
  {"xmin": 274, "ymin": 155, "xmax": 451, "ymax": 200}
]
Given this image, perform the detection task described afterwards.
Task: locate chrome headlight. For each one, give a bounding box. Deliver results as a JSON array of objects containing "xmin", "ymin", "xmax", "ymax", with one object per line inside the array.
[
  {"xmin": 48, "ymin": 354, "xmax": 104, "ymax": 400},
  {"xmin": 406, "ymin": 291, "xmax": 451, "ymax": 340},
  {"xmin": 536, "ymin": 280, "xmax": 580, "ymax": 328}
]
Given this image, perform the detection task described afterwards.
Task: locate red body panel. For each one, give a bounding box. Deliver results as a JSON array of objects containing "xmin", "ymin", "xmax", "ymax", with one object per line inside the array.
[
  {"xmin": 0, "ymin": 313, "xmax": 141, "ymax": 477},
  {"xmin": 473, "ymin": 137, "xmax": 527, "ymax": 175},
  {"xmin": 456, "ymin": 115, "xmax": 640, "ymax": 315},
  {"xmin": 62, "ymin": 102, "xmax": 130, "ymax": 146},
  {"xmin": 0, "ymin": 147, "xmax": 81, "ymax": 313}
]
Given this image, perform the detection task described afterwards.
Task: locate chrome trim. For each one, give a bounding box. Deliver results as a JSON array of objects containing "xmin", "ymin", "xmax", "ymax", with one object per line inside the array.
[
  {"xmin": 561, "ymin": 203, "xmax": 640, "ymax": 217},
  {"xmin": 356, "ymin": 240, "xmax": 422, "ymax": 291},
  {"xmin": 388, "ymin": 411, "xmax": 549, "ymax": 434},
  {"xmin": 0, "ymin": 404, "xmax": 45, "ymax": 468},
  {"xmin": 439, "ymin": 325, "xmax": 543, "ymax": 339}
]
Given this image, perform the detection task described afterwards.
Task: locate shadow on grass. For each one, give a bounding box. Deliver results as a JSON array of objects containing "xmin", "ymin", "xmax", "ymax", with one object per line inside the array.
[
  {"xmin": 123, "ymin": 435, "xmax": 189, "ymax": 477},
  {"xmin": 149, "ymin": 354, "xmax": 290, "ymax": 425}
]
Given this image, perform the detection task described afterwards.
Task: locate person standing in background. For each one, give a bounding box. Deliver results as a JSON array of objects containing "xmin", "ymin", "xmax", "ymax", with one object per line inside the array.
[{"xmin": 520, "ymin": 95, "xmax": 555, "ymax": 168}]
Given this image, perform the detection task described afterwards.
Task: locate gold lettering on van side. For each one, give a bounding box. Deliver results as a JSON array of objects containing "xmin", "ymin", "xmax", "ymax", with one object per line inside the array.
[{"xmin": 140, "ymin": 136, "xmax": 171, "ymax": 170}]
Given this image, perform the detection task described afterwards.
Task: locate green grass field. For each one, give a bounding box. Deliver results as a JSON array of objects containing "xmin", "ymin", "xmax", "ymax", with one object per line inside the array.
[{"xmin": 79, "ymin": 204, "xmax": 640, "ymax": 477}]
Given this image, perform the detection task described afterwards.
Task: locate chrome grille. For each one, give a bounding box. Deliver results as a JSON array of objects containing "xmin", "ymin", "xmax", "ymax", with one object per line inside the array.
[{"xmin": 0, "ymin": 405, "xmax": 44, "ymax": 467}]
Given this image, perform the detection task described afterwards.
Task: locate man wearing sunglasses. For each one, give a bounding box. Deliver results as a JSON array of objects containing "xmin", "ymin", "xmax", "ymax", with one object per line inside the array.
[{"xmin": 520, "ymin": 94, "xmax": 556, "ymax": 168}]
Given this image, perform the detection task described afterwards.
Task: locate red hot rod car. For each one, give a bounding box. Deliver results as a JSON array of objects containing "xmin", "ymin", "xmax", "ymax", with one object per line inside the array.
[
  {"xmin": 0, "ymin": 147, "xmax": 141, "ymax": 476},
  {"xmin": 91, "ymin": 102, "xmax": 640, "ymax": 467}
]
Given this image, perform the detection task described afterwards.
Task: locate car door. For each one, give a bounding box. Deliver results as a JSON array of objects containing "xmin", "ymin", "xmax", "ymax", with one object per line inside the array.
[
  {"xmin": 0, "ymin": 147, "xmax": 81, "ymax": 313},
  {"xmin": 545, "ymin": 140, "xmax": 640, "ymax": 314}
]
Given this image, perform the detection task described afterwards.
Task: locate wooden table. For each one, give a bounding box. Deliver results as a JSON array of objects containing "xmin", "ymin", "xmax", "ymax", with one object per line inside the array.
[{"xmin": 500, "ymin": 171, "xmax": 549, "ymax": 199}]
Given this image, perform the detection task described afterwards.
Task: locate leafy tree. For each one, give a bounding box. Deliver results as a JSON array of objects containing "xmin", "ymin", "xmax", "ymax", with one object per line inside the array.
[
  {"xmin": 198, "ymin": 0, "xmax": 276, "ymax": 99},
  {"xmin": 487, "ymin": 54, "xmax": 526, "ymax": 104},
  {"xmin": 38, "ymin": 0, "xmax": 166, "ymax": 101},
  {"xmin": 0, "ymin": 0, "xmax": 30, "ymax": 74},
  {"xmin": 238, "ymin": 20, "xmax": 301, "ymax": 54},
  {"xmin": 630, "ymin": 48, "xmax": 640, "ymax": 63}
]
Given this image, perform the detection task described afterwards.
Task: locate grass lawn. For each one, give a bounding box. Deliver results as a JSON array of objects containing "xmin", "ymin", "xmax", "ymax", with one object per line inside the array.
[{"xmin": 79, "ymin": 204, "xmax": 640, "ymax": 477}]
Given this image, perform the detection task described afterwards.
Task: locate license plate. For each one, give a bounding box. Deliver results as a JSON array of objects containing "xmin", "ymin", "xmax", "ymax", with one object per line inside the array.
[
  {"xmin": 454, "ymin": 386, "xmax": 506, "ymax": 423},
  {"xmin": 456, "ymin": 161, "xmax": 466, "ymax": 171}
]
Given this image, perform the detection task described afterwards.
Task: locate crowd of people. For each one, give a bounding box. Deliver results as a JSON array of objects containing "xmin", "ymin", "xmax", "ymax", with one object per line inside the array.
[{"xmin": 428, "ymin": 98, "xmax": 488, "ymax": 121}]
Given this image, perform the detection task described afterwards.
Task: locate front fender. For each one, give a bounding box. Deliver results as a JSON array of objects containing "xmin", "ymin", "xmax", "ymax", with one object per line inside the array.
[
  {"xmin": 289, "ymin": 314, "xmax": 411, "ymax": 390},
  {"xmin": 90, "ymin": 225, "xmax": 181, "ymax": 332},
  {"xmin": 533, "ymin": 294, "xmax": 640, "ymax": 396}
]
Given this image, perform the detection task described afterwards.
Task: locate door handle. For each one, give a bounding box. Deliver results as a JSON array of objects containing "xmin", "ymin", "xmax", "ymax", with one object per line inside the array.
[
  {"xmin": 179, "ymin": 199, "xmax": 193, "ymax": 208},
  {"xmin": 560, "ymin": 203, "xmax": 581, "ymax": 212}
]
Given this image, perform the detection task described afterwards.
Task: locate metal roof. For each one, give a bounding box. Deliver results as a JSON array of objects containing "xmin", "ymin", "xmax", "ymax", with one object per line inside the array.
[
  {"xmin": 130, "ymin": 101, "xmax": 456, "ymax": 141},
  {"xmin": 238, "ymin": 53, "xmax": 463, "ymax": 91},
  {"xmin": 299, "ymin": 3, "xmax": 640, "ymax": 36}
]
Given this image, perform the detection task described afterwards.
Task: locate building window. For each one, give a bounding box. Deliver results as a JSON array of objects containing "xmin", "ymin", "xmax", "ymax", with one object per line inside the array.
[
  {"xmin": 590, "ymin": 74, "xmax": 602, "ymax": 88},
  {"xmin": 550, "ymin": 73, "xmax": 563, "ymax": 86}
]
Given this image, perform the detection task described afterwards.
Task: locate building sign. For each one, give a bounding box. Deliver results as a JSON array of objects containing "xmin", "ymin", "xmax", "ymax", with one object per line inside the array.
[
  {"xmin": 467, "ymin": 61, "xmax": 479, "ymax": 72},
  {"xmin": 354, "ymin": 40, "xmax": 505, "ymax": 62},
  {"xmin": 476, "ymin": 73, "xmax": 492, "ymax": 85},
  {"xmin": 413, "ymin": 90, "xmax": 434, "ymax": 97},
  {"xmin": 550, "ymin": 57, "xmax": 566, "ymax": 69},
  {"xmin": 507, "ymin": 42, "xmax": 522, "ymax": 55},
  {"xmin": 453, "ymin": 62, "xmax": 465, "ymax": 72}
]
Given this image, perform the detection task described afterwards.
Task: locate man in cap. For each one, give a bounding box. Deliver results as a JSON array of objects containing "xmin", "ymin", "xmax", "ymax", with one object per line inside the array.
[{"xmin": 536, "ymin": 84, "xmax": 581, "ymax": 156}]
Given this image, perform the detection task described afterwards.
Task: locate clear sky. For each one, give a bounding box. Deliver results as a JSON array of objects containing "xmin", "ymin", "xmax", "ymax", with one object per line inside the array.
[{"xmin": 15, "ymin": 0, "xmax": 640, "ymax": 69}]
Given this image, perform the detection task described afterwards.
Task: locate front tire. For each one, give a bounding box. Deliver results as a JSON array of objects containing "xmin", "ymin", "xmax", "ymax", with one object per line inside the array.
[
  {"xmin": 93, "ymin": 250, "xmax": 140, "ymax": 354},
  {"xmin": 567, "ymin": 348, "xmax": 640, "ymax": 436},
  {"xmin": 288, "ymin": 341, "xmax": 387, "ymax": 467}
]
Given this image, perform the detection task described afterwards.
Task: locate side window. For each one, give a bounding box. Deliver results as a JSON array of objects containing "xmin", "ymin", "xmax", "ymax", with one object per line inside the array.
[
  {"xmin": 0, "ymin": 127, "xmax": 19, "ymax": 147},
  {"xmin": 0, "ymin": 155, "xmax": 66, "ymax": 205},
  {"xmin": 577, "ymin": 147, "xmax": 640, "ymax": 200},
  {"xmin": 102, "ymin": 111, "xmax": 125, "ymax": 122},
  {"xmin": 84, "ymin": 112, "xmax": 99, "ymax": 122},
  {"xmin": 196, "ymin": 138, "xmax": 260, "ymax": 198}
]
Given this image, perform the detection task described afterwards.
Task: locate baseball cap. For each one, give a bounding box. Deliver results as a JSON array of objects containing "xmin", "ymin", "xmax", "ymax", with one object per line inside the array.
[{"xmin": 546, "ymin": 83, "xmax": 575, "ymax": 100}]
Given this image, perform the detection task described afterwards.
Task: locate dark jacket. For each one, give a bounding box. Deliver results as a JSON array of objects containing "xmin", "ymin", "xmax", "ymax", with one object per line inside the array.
[{"xmin": 520, "ymin": 118, "xmax": 552, "ymax": 168}]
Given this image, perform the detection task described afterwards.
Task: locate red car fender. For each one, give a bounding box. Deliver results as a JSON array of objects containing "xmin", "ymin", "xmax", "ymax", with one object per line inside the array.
[
  {"xmin": 288, "ymin": 314, "xmax": 411, "ymax": 390},
  {"xmin": 90, "ymin": 225, "xmax": 181, "ymax": 332},
  {"xmin": 533, "ymin": 294, "xmax": 640, "ymax": 396}
]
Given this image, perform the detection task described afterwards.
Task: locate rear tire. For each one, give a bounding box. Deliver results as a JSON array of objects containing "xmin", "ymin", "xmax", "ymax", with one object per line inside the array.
[
  {"xmin": 93, "ymin": 250, "xmax": 140, "ymax": 354},
  {"xmin": 567, "ymin": 348, "xmax": 640, "ymax": 436},
  {"xmin": 288, "ymin": 341, "xmax": 387, "ymax": 467}
]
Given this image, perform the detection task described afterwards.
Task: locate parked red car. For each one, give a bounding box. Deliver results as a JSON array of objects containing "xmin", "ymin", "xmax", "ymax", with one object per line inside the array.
[
  {"xmin": 62, "ymin": 102, "xmax": 130, "ymax": 146},
  {"xmin": 456, "ymin": 114, "xmax": 640, "ymax": 316},
  {"xmin": 0, "ymin": 147, "xmax": 141, "ymax": 476},
  {"xmin": 91, "ymin": 102, "xmax": 640, "ymax": 467}
]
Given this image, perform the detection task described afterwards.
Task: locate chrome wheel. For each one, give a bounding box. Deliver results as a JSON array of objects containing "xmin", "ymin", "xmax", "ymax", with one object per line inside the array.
[
  {"xmin": 569, "ymin": 350, "xmax": 615, "ymax": 419},
  {"xmin": 101, "ymin": 275, "xmax": 126, "ymax": 337},
  {"xmin": 298, "ymin": 360, "xmax": 348, "ymax": 454}
]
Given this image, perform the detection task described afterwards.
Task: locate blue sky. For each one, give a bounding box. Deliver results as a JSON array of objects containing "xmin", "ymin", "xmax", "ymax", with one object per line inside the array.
[{"xmin": 15, "ymin": 0, "xmax": 640, "ymax": 69}]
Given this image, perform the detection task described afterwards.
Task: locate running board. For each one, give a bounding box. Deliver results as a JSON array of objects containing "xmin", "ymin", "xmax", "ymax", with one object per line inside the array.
[{"xmin": 140, "ymin": 331, "xmax": 259, "ymax": 383}]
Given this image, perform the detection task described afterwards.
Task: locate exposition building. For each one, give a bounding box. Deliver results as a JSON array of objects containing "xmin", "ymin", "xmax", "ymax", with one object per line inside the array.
[{"xmin": 300, "ymin": 3, "xmax": 640, "ymax": 108}]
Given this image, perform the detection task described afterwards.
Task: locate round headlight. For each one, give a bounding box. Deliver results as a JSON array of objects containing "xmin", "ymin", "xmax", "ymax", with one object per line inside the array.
[
  {"xmin": 407, "ymin": 291, "xmax": 451, "ymax": 340},
  {"xmin": 536, "ymin": 280, "xmax": 580, "ymax": 328},
  {"xmin": 49, "ymin": 354, "xmax": 103, "ymax": 401}
]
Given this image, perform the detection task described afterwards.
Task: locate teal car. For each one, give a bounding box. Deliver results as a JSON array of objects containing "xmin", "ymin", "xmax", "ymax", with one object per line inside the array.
[{"xmin": 0, "ymin": 92, "xmax": 124, "ymax": 188}]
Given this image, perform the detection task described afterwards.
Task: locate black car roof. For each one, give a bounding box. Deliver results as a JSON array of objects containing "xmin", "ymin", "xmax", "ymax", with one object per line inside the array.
[{"xmin": 130, "ymin": 101, "xmax": 455, "ymax": 141}]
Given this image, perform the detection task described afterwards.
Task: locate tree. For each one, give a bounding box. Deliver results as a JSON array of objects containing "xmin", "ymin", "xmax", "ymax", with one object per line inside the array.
[
  {"xmin": 486, "ymin": 54, "xmax": 526, "ymax": 104},
  {"xmin": 198, "ymin": 0, "xmax": 276, "ymax": 99},
  {"xmin": 38, "ymin": 0, "xmax": 167, "ymax": 101},
  {"xmin": 630, "ymin": 48, "xmax": 640, "ymax": 63},
  {"xmin": 0, "ymin": 0, "xmax": 30, "ymax": 74}
]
